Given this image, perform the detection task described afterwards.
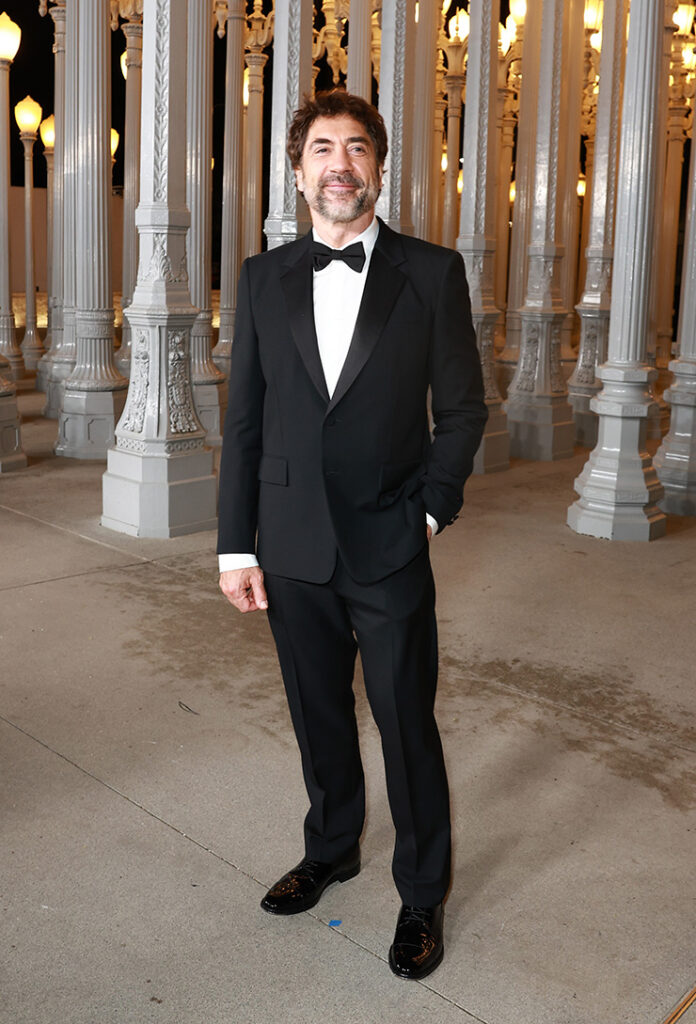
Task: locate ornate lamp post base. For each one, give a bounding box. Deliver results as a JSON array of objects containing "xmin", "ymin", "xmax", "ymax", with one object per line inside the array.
[
  {"xmin": 191, "ymin": 317, "xmax": 228, "ymax": 447},
  {"xmin": 56, "ymin": 386, "xmax": 127, "ymax": 460},
  {"xmin": 0, "ymin": 376, "xmax": 27, "ymax": 472},
  {"xmin": 567, "ymin": 365, "xmax": 667, "ymax": 540},
  {"xmin": 191, "ymin": 379, "xmax": 227, "ymax": 447},
  {"xmin": 44, "ymin": 357, "xmax": 74, "ymax": 419},
  {"xmin": 0, "ymin": 314, "xmax": 24, "ymax": 380},
  {"xmin": 102, "ymin": 448, "xmax": 216, "ymax": 538},
  {"xmin": 506, "ymin": 313, "xmax": 576, "ymax": 461},
  {"xmin": 20, "ymin": 327, "xmax": 45, "ymax": 373},
  {"xmin": 473, "ymin": 406, "xmax": 510, "ymax": 473},
  {"xmin": 654, "ymin": 358, "xmax": 696, "ymax": 514},
  {"xmin": 568, "ymin": 308, "xmax": 610, "ymax": 447},
  {"xmin": 102, "ymin": 315, "xmax": 217, "ymax": 539},
  {"xmin": 470, "ymin": 312, "xmax": 510, "ymax": 474}
]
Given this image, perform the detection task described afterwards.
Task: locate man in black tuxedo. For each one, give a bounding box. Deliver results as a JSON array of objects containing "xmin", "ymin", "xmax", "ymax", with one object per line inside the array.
[{"xmin": 218, "ymin": 90, "xmax": 487, "ymax": 980}]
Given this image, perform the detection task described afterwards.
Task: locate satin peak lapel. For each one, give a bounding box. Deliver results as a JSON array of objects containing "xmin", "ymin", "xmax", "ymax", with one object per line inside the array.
[
  {"xmin": 328, "ymin": 245, "xmax": 406, "ymax": 412},
  {"xmin": 280, "ymin": 250, "xmax": 330, "ymax": 404}
]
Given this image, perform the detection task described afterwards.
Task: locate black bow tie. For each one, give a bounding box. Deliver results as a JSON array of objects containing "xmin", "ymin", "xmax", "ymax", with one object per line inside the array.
[{"xmin": 311, "ymin": 240, "xmax": 366, "ymax": 273}]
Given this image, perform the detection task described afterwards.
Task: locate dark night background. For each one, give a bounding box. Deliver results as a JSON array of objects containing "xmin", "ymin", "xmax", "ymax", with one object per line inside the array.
[{"xmin": 1, "ymin": 0, "xmax": 501, "ymax": 279}]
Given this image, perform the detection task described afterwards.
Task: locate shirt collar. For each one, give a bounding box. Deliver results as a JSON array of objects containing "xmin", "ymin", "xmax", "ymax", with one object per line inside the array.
[{"xmin": 311, "ymin": 216, "xmax": 379, "ymax": 261}]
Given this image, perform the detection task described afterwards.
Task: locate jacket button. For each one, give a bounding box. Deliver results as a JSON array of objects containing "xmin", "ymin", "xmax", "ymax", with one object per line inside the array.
[{"xmin": 326, "ymin": 416, "xmax": 337, "ymax": 427}]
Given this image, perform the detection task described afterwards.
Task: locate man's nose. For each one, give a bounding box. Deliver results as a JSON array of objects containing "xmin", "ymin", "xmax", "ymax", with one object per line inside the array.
[{"xmin": 329, "ymin": 146, "xmax": 352, "ymax": 172}]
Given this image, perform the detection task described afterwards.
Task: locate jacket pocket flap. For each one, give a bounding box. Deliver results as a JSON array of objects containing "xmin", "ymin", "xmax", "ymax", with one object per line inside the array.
[{"xmin": 258, "ymin": 454, "xmax": 288, "ymax": 486}]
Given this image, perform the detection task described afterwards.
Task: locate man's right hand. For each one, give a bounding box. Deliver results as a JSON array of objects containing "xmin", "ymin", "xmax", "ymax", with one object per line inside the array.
[{"xmin": 219, "ymin": 566, "xmax": 268, "ymax": 614}]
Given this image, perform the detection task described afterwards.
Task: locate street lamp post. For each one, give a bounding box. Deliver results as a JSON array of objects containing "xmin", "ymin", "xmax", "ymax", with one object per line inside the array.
[
  {"xmin": 243, "ymin": 0, "xmax": 273, "ymax": 259},
  {"xmin": 0, "ymin": 13, "xmax": 23, "ymax": 379},
  {"xmin": 441, "ymin": 7, "xmax": 468, "ymax": 249},
  {"xmin": 15, "ymin": 94, "xmax": 44, "ymax": 373},
  {"xmin": 38, "ymin": 114, "xmax": 55, "ymax": 375}
]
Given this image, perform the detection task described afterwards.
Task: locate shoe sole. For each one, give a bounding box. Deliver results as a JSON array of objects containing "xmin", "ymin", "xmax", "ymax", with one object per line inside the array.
[
  {"xmin": 388, "ymin": 943, "xmax": 444, "ymax": 981},
  {"xmin": 260, "ymin": 861, "xmax": 360, "ymax": 916}
]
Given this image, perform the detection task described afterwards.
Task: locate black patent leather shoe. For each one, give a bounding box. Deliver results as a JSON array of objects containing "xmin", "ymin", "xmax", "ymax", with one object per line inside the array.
[
  {"xmin": 260, "ymin": 849, "xmax": 360, "ymax": 915},
  {"xmin": 388, "ymin": 902, "xmax": 444, "ymax": 980}
]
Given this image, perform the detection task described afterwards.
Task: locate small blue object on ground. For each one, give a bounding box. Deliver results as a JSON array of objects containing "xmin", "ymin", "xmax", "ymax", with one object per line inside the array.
[{"xmin": 329, "ymin": 920, "xmax": 342, "ymax": 927}]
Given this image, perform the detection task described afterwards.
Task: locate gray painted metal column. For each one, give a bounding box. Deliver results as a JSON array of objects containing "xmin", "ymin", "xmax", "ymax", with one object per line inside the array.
[
  {"xmin": 115, "ymin": 10, "xmax": 144, "ymax": 376},
  {"xmin": 505, "ymin": 0, "xmax": 575, "ymax": 461},
  {"xmin": 212, "ymin": 0, "xmax": 247, "ymax": 377},
  {"xmin": 46, "ymin": 0, "xmax": 77, "ymax": 419},
  {"xmin": 186, "ymin": 0, "xmax": 226, "ymax": 447},
  {"xmin": 0, "ymin": 43, "xmax": 22, "ymax": 379},
  {"xmin": 56, "ymin": 0, "xmax": 127, "ymax": 459},
  {"xmin": 568, "ymin": 0, "xmax": 666, "ymax": 541},
  {"xmin": 569, "ymin": 0, "xmax": 625, "ymax": 447},
  {"xmin": 457, "ymin": 0, "xmax": 509, "ymax": 473},
  {"xmin": 376, "ymin": 0, "xmax": 415, "ymax": 234},
  {"xmin": 654, "ymin": 89, "xmax": 696, "ymax": 514},
  {"xmin": 347, "ymin": 0, "xmax": 373, "ymax": 100},
  {"xmin": 263, "ymin": 0, "xmax": 313, "ymax": 249},
  {"xmin": 102, "ymin": 0, "xmax": 216, "ymax": 538}
]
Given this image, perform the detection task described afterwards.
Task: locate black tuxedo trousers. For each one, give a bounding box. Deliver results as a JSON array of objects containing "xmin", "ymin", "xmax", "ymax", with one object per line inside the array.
[{"xmin": 265, "ymin": 545, "xmax": 451, "ymax": 906}]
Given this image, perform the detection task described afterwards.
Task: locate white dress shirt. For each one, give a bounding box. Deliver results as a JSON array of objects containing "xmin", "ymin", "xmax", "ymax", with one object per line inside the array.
[{"xmin": 218, "ymin": 218, "xmax": 437, "ymax": 574}]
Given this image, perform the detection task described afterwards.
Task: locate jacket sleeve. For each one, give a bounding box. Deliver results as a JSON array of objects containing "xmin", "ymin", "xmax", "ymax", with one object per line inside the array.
[
  {"xmin": 216, "ymin": 259, "xmax": 266, "ymax": 555},
  {"xmin": 419, "ymin": 251, "xmax": 488, "ymax": 530}
]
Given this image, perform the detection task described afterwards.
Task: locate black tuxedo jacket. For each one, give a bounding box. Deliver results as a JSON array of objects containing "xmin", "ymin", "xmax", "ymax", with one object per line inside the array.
[{"xmin": 217, "ymin": 219, "xmax": 488, "ymax": 585}]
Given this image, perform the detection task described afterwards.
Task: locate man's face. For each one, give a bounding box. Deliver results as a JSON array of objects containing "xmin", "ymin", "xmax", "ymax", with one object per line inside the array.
[{"xmin": 294, "ymin": 114, "xmax": 383, "ymax": 226}]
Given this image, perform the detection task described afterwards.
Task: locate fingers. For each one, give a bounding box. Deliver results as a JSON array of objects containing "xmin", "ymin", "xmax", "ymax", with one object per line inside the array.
[
  {"xmin": 219, "ymin": 567, "xmax": 268, "ymax": 614},
  {"xmin": 426, "ymin": 524, "xmax": 433, "ymax": 541},
  {"xmin": 250, "ymin": 572, "xmax": 268, "ymax": 611}
]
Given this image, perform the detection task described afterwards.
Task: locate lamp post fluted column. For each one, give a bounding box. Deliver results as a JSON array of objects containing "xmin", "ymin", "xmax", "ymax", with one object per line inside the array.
[
  {"xmin": 263, "ymin": 0, "xmax": 313, "ymax": 249},
  {"xmin": 46, "ymin": 0, "xmax": 76, "ymax": 419},
  {"xmin": 243, "ymin": 51, "xmax": 269, "ymax": 259},
  {"xmin": 655, "ymin": 21, "xmax": 692, "ymax": 383},
  {"xmin": 505, "ymin": 0, "xmax": 575, "ymax": 461},
  {"xmin": 243, "ymin": 1, "xmax": 273, "ymax": 260},
  {"xmin": 558, "ymin": 0, "xmax": 586, "ymax": 378},
  {"xmin": 441, "ymin": 25, "xmax": 466, "ymax": 250},
  {"xmin": 654, "ymin": 54, "xmax": 696, "ymax": 514},
  {"xmin": 115, "ymin": 13, "xmax": 143, "ymax": 376},
  {"xmin": 18, "ymin": 125, "xmax": 44, "ymax": 372},
  {"xmin": 186, "ymin": 0, "xmax": 226, "ymax": 445},
  {"xmin": 494, "ymin": 42, "xmax": 520, "ymax": 317},
  {"xmin": 37, "ymin": 121, "xmax": 55, "ymax": 383},
  {"xmin": 102, "ymin": 0, "xmax": 216, "ymax": 538},
  {"xmin": 499, "ymin": 5, "xmax": 537, "ymax": 395},
  {"xmin": 347, "ymin": 0, "xmax": 372, "ymax": 100},
  {"xmin": 56, "ymin": 0, "xmax": 127, "ymax": 459},
  {"xmin": 569, "ymin": 0, "xmax": 625, "ymax": 447},
  {"xmin": 457, "ymin": 0, "xmax": 509, "ymax": 473},
  {"xmin": 568, "ymin": 0, "xmax": 667, "ymax": 541},
  {"xmin": 376, "ymin": 0, "xmax": 415, "ymax": 233},
  {"xmin": 212, "ymin": 0, "xmax": 247, "ymax": 378},
  {"xmin": 38, "ymin": 4, "xmax": 66, "ymax": 394},
  {"xmin": 0, "ymin": 51, "xmax": 23, "ymax": 379},
  {"xmin": 411, "ymin": 0, "xmax": 439, "ymax": 241}
]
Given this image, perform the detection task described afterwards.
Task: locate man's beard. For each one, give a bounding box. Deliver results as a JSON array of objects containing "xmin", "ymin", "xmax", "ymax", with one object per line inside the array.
[{"xmin": 306, "ymin": 172, "xmax": 381, "ymax": 224}]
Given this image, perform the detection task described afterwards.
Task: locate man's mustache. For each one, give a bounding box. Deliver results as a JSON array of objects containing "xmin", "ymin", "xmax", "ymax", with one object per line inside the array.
[{"xmin": 319, "ymin": 173, "xmax": 364, "ymax": 189}]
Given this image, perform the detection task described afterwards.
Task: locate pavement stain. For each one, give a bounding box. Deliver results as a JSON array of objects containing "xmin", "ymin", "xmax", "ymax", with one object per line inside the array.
[
  {"xmin": 102, "ymin": 561, "xmax": 292, "ymax": 737},
  {"xmin": 438, "ymin": 654, "xmax": 696, "ymax": 812}
]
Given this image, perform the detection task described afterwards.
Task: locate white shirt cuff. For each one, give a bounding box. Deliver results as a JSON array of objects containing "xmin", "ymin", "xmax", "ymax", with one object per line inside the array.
[
  {"xmin": 426, "ymin": 513, "xmax": 439, "ymax": 536},
  {"xmin": 218, "ymin": 553, "xmax": 259, "ymax": 572}
]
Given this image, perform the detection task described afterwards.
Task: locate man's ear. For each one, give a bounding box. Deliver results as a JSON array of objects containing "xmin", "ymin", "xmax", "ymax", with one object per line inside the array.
[{"xmin": 294, "ymin": 166, "xmax": 304, "ymax": 194}]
